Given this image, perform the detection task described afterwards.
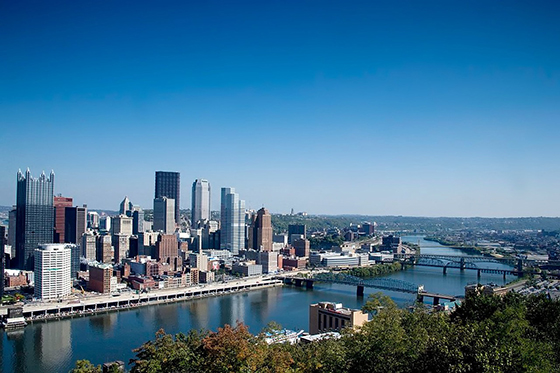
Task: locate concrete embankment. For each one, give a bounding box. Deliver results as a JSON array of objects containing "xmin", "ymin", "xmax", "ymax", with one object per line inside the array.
[{"xmin": 19, "ymin": 279, "xmax": 283, "ymax": 324}]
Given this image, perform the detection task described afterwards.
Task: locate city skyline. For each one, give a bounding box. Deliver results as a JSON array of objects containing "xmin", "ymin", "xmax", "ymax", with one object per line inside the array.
[{"xmin": 1, "ymin": 1, "xmax": 559, "ymax": 217}]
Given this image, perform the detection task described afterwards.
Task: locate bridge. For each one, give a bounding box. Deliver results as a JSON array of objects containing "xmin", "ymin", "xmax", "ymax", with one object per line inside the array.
[
  {"xmin": 277, "ymin": 272, "xmax": 458, "ymax": 305},
  {"xmin": 278, "ymin": 272, "xmax": 420, "ymax": 296},
  {"xmin": 395, "ymin": 253, "xmax": 523, "ymax": 278}
]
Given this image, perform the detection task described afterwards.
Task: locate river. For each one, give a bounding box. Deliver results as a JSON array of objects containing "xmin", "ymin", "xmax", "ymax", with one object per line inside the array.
[{"xmin": 1, "ymin": 236, "xmax": 515, "ymax": 373}]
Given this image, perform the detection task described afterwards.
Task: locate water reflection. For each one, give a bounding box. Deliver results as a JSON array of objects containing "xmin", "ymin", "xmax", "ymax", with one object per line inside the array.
[
  {"xmin": 39, "ymin": 320, "xmax": 72, "ymax": 371},
  {"xmin": 89, "ymin": 312, "xmax": 117, "ymax": 335},
  {"xmin": 188, "ymin": 300, "xmax": 209, "ymax": 331}
]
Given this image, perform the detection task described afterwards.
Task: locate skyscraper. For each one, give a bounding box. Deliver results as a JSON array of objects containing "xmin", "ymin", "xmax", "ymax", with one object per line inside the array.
[
  {"xmin": 220, "ymin": 187, "xmax": 245, "ymax": 255},
  {"xmin": 16, "ymin": 169, "xmax": 55, "ymax": 270},
  {"xmin": 191, "ymin": 179, "xmax": 211, "ymax": 227},
  {"xmin": 64, "ymin": 205, "xmax": 87, "ymax": 244},
  {"xmin": 155, "ymin": 171, "xmax": 180, "ymax": 224},
  {"xmin": 119, "ymin": 196, "xmax": 133, "ymax": 216},
  {"xmin": 249, "ymin": 207, "xmax": 273, "ymax": 252},
  {"xmin": 132, "ymin": 207, "xmax": 144, "ymax": 234},
  {"xmin": 0, "ymin": 226, "xmax": 5, "ymax": 298},
  {"xmin": 53, "ymin": 196, "xmax": 73, "ymax": 243},
  {"xmin": 153, "ymin": 197, "xmax": 175, "ymax": 234},
  {"xmin": 34, "ymin": 244, "xmax": 71, "ymax": 300},
  {"xmin": 288, "ymin": 224, "xmax": 306, "ymax": 244}
]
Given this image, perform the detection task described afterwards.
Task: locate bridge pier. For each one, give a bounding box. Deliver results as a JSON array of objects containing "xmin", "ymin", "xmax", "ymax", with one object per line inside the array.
[
  {"xmin": 305, "ymin": 280, "xmax": 314, "ymax": 289},
  {"xmin": 459, "ymin": 257, "xmax": 465, "ymax": 271},
  {"xmin": 433, "ymin": 297, "xmax": 440, "ymax": 306},
  {"xmin": 477, "ymin": 269, "xmax": 481, "ymax": 278},
  {"xmin": 503, "ymin": 272, "xmax": 506, "ymax": 281},
  {"xmin": 357, "ymin": 285, "xmax": 364, "ymax": 297},
  {"xmin": 417, "ymin": 293, "xmax": 424, "ymax": 303},
  {"xmin": 443, "ymin": 266, "xmax": 447, "ymax": 275}
]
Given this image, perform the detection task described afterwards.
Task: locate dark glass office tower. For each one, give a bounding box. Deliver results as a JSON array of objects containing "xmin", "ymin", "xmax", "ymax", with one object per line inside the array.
[
  {"xmin": 155, "ymin": 171, "xmax": 180, "ymax": 224},
  {"xmin": 16, "ymin": 169, "xmax": 55, "ymax": 270},
  {"xmin": 0, "ymin": 226, "xmax": 5, "ymax": 298}
]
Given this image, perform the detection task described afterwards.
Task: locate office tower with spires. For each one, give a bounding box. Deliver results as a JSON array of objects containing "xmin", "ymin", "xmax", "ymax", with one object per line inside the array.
[
  {"xmin": 15, "ymin": 169, "xmax": 55, "ymax": 270},
  {"xmin": 119, "ymin": 196, "xmax": 133, "ymax": 216},
  {"xmin": 191, "ymin": 179, "xmax": 211, "ymax": 227}
]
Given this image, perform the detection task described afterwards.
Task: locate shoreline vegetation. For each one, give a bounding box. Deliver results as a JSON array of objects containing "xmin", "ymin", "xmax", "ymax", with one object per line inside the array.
[
  {"xmin": 424, "ymin": 236, "xmax": 485, "ymax": 255},
  {"xmin": 71, "ymin": 292, "xmax": 560, "ymax": 373},
  {"xmin": 342, "ymin": 262, "xmax": 403, "ymax": 278}
]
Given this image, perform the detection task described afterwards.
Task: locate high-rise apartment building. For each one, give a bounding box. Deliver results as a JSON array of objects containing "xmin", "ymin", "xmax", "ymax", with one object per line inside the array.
[
  {"xmin": 220, "ymin": 187, "xmax": 246, "ymax": 255},
  {"xmin": 16, "ymin": 169, "xmax": 55, "ymax": 270},
  {"xmin": 249, "ymin": 207, "xmax": 273, "ymax": 251},
  {"xmin": 53, "ymin": 196, "xmax": 73, "ymax": 243},
  {"xmin": 153, "ymin": 197, "xmax": 175, "ymax": 234},
  {"xmin": 34, "ymin": 244, "xmax": 71, "ymax": 300},
  {"xmin": 191, "ymin": 179, "xmax": 211, "ymax": 227},
  {"xmin": 155, "ymin": 171, "xmax": 180, "ymax": 224}
]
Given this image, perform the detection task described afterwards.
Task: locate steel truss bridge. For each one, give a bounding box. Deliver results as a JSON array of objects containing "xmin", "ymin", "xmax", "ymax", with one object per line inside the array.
[
  {"xmin": 394, "ymin": 253, "xmax": 523, "ymax": 276},
  {"xmin": 278, "ymin": 272, "xmax": 459, "ymax": 304},
  {"xmin": 280, "ymin": 272, "xmax": 421, "ymax": 295}
]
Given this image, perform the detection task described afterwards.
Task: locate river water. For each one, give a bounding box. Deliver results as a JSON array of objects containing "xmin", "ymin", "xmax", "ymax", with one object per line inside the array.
[{"xmin": 1, "ymin": 236, "xmax": 515, "ymax": 373}]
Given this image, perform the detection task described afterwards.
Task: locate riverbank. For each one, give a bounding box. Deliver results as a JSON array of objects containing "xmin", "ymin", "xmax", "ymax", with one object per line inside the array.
[
  {"xmin": 4, "ymin": 278, "xmax": 283, "ymax": 325},
  {"xmin": 423, "ymin": 236, "xmax": 485, "ymax": 255}
]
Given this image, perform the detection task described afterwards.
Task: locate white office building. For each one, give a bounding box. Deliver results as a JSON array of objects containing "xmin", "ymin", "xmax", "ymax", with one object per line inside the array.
[
  {"xmin": 34, "ymin": 244, "xmax": 71, "ymax": 300},
  {"xmin": 191, "ymin": 179, "xmax": 211, "ymax": 227}
]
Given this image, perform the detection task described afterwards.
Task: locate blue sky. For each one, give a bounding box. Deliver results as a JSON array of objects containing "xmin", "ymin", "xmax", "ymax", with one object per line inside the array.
[{"xmin": 1, "ymin": 1, "xmax": 559, "ymax": 217}]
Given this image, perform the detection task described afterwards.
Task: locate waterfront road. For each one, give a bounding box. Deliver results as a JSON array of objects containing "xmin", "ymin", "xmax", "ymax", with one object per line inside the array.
[{"xmin": 1, "ymin": 276, "xmax": 283, "ymax": 320}]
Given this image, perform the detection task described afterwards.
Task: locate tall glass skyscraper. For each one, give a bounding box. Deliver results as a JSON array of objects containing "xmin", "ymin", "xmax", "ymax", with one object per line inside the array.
[
  {"xmin": 191, "ymin": 179, "xmax": 211, "ymax": 227},
  {"xmin": 16, "ymin": 169, "xmax": 55, "ymax": 270},
  {"xmin": 220, "ymin": 187, "xmax": 245, "ymax": 255},
  {"xmin": 155, "ymin": 171, "xmax": 180, "ymax": 224}
]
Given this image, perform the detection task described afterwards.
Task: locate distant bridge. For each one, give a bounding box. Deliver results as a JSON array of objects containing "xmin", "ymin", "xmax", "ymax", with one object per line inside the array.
[
  {"xmin": 277, "ymin": 272, "xmax": 421, "ymax": 296},
  {"xmin": 394, "ymin": 253, "xmax": 522, "ymax": 277},
  {"xmin": 277, "ymin": 272, "xmax": 459, "ymax": 305}
]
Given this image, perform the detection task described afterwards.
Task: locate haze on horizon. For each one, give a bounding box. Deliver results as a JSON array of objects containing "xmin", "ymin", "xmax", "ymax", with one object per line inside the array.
[{"xmin": 1, "ymin": 1, "xmax": 559, "ymax": 218}]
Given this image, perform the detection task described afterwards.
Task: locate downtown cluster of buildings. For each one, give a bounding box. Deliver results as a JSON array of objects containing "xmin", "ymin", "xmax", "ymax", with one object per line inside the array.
[{"xmin": 1, "ymin": 169, "xmax": 315, "ymax": 301}]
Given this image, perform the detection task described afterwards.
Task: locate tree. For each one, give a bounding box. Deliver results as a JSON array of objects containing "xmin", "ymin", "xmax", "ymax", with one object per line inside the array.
[
  {"xmin": 70, "ymin": 360, "xmax": 102, "ymax": 373},
  {"xmin": 362, "ymin": 292, "xmax": 396, "ymax": 316},
  {"xmin": 130, "ymin": 329, "xmax": 206, "ymax": 373}
]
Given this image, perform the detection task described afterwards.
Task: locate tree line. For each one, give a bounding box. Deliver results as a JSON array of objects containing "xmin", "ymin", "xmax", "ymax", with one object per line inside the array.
[{"xmin": 72, "ymin": 291, "xmax": 560, "ymax": 372}]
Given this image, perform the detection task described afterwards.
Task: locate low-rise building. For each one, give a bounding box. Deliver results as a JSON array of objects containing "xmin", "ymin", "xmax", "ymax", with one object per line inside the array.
[
  {"xmin": 232, "ymin": 261, "xmax": 262, "ymax": 276},
  {"xmin": 88, "ymin": 263, "xmax": 115, "ymax": 294},
  {"xmin": 283, "ymin": 257, "xmax": 307, "ymax": 270},
  {"xmin": 309, "ymin": 301, "xmax": 368, "ymax": 335}
]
